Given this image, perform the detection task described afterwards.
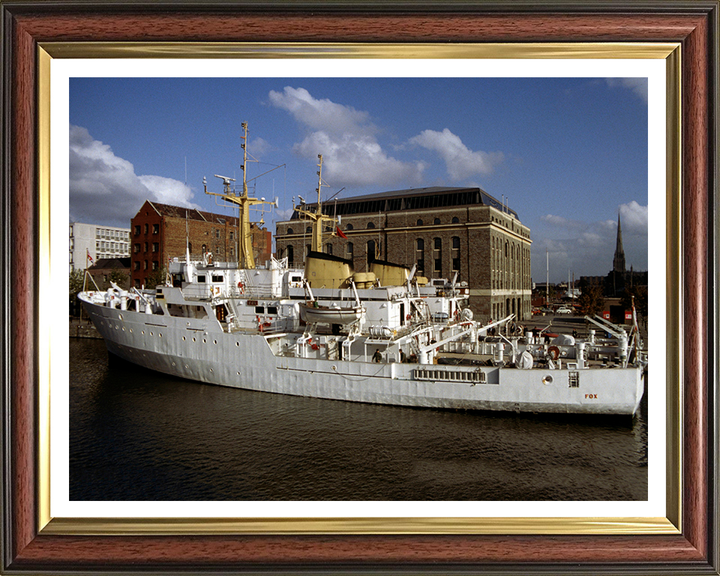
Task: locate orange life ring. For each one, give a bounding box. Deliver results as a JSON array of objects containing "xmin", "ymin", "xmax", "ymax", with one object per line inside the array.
[{"xmin": 547, "ymin": 346, "xmax": 560, "ymax": 360}]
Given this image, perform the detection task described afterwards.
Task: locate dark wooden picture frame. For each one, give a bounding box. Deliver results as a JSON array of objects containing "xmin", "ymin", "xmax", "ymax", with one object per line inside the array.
[{"xmin": 1, "ymin": 1, "xmax": 717, "ymax": 573}]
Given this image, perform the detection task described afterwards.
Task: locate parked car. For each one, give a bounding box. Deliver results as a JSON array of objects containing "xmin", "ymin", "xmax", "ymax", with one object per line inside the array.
[{"xmin": 555, "ymin": 307, "xmax": 573, "ymax": 315}]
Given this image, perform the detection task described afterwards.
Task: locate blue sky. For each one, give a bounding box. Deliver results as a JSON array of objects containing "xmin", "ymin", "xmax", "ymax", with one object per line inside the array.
[{"xmin": 69, "ymin": 77, "xmax": 648, "ymax": 282}]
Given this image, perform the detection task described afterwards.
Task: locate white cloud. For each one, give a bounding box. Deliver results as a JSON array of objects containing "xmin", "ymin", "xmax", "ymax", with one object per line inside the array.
[
  {"xmin": 69, "ymin": 125, "xmax": 198, "ymax": 227},
  {"xmin": 269, "ymin": 87, "xmax": 424, "ymax": 188},
  {"xmin": 606, "ymin": 78, "xmax": 648, "ymax": 103},
  {"xmin": 619, "ymin": 200, "xmax": 648, "ymax": 233},
  {"xmin": 249, "ymin": 136, "xmax": 273, "ymax": 157},
  {"xmin": 409, "ymin": 128, "xmax": 503, "ymax": 180},
  {"xmin": 269, "ymin": 87, "xmax": 372, "ymax": 136}
]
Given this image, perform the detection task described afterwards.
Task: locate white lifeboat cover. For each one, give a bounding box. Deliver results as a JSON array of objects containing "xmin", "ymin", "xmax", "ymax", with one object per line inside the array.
[
  {"xmin": 517, "ymin": 350, "xmax": 534, "ymax": 370},
  {"xmin": 552, "ymin": 334, "xmax": 575, "ymax": 346}
]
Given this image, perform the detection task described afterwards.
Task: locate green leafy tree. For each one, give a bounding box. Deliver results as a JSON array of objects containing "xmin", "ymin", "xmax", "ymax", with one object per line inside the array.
[
  {"xmin": 578, "ymin": 284, "xmax": 605, "ymax": 317},
  {"xmin": 620, "ymin": 285, "xmax": 648, "ymax": 318},
  {"xmin": 69, "ymin": 269, "xmax": 85, "ymax": 317},
  {"xmin": 146, "ymin": 266, "xmax": 167, "ymax": 289},
  {"xmin": 107, "ymin": 269, "xmax": 129, "ymax": 289},
  {"xmin": 69, "ymin": 269, "xmax": 84, "ymax": 296}
]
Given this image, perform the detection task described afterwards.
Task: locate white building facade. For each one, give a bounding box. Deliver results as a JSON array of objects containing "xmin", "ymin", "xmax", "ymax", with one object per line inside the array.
[{"xmin": 69, "ymin": 222, "xmax": 131, "ymax": 272}]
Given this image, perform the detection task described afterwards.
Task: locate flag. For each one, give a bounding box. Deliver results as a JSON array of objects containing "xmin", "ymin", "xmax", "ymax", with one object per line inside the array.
[
  {"xmin": 86, "ymin": 249, "xmax": 94, "ymax": 266},
  {"xmin": 336, "ymin": 226, "xmax": 347, "ymax": 239}
]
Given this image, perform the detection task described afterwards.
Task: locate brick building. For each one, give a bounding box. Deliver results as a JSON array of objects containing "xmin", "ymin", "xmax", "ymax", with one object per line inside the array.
[
  {"xmin": 275, "ymin": 186, "xmax": 532, "ymax": 321},
  {"xmin": 130, "ymin": 200, "xmax": 272, "ymax": 288}
]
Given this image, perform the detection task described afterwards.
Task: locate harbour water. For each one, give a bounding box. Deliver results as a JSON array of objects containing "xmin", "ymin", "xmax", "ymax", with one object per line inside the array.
[{"xmin": 70, "ymin": 338, "xmax": 648, "ymax": 501}]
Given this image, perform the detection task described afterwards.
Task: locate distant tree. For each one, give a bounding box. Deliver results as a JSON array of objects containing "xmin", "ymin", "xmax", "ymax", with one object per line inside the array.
[
  {"xmin": 620, "ymin": 285, "xmax": 648, "ymax": 318},
  {"xmin": 107, "ymin": 269, "xmax": 128, "ymax": 289},
  {"xmin": 146, "ymin": 266, "xmax": 167, "ymax": 289},
  {"xmin": 578, "ymin": 284, "xmax": 605, "ymax": 317},
  {"xmin": 69, "ymin": 269, "xmax": 84, "ymax": 296}
]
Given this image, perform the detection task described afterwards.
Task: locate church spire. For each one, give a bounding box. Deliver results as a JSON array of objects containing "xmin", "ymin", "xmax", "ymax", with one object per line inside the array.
[{"xmin": 613, "ymin": 213, "xmax": 626, "ymax": 274}]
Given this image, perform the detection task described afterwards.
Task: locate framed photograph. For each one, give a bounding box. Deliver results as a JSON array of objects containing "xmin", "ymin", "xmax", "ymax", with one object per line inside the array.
[{"xmin": 2, "ymin": 1, "xmax": 717, "ymax": 573}]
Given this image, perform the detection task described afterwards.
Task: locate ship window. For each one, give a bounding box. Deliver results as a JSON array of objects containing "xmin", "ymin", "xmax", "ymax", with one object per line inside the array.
[
  {"xmin": 268, "ymin": 306, "xmax": 278, "ymax": 315},
  {"xmin": 255, "ymin": 306, "xmax": 265, "ymax": 314},
  {"xmin": 291, "ymin": 275, "xmax": 302, "ymax": 282},
  {"xmin": 197, "ymin": 275, "xmax": 206, "ymax": 283},
  {"xmin": 212, "ymin": 275, "xmax": 223, "ymax": 283},
  {"xmin": 569, "ymin": 372, "xmax": 580, "ymax": 388}
]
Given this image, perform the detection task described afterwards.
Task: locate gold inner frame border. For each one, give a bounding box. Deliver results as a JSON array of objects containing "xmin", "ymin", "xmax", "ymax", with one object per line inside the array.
[{"xmin": 37, "ymin": 41, "xmax": 682, "ymax": 536}]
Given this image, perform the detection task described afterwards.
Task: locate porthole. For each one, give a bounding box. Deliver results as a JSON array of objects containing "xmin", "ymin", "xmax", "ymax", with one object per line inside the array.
[
  {"xmin": 141, "ymin": 330, "xmax": 145, "ymax": 335},
  {"xmin": 150, "ymin": 332, "xmax": 154, "ymax": 336},
  {"xmin": 182, "ymin": 336, "xmax": 186, "ymax": 341},
  {"xmin": 159, "ymin": 333, "xmax": 163, "ymax": 338},
  {"xmin": 542, "ymin": 375, "xmax": 554, "ymax": 385},
  {"xmin": 236, "ymin": 342, "xmax": 240, "ymax": 347},
  {"xmin": 203, "ymin": 338, "xmax": 207, "ymax": 343},
  {"xmin": 192, "ymin": 337, "xmax": 197, "ymax": 342},
  {"xmin": 214, "ymin": 340, "xmax": 218, "ymax": 345},
  {"xmin": 118, "ymin": 314, "xmax": 123, "ymax": 321}
]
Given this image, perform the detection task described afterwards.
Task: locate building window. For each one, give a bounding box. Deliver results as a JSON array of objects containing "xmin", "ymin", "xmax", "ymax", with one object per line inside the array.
[
  {"xmin": 325, "ymin": 243, "xmax": 333, "ymax": 255},
  {"xmin": 433, "ymin": 238, "xmax": 442, "ymax": 274},
  {"xmin": 417, "ymin": 219, "xmax": 423, "ymax": 226},
  {"xmin": 306, "ymin": 226, "xmax": 312, "ymax": 233},
  {"xmin": 134, "ymin": 243, "xmax": 140, "ymax": 253},
  {"xmin": 287, "ymin": 245, "xmax": 294, "ymax": 264},
  {"xmin": 286, "ymin": 228, "xmax": 294, "ymax": 235},
  {"xmin": 143, "ymin": 260, "xmax": 148, "ymax": 270},
  {"xmin": 152, "ymin": 243, "xmax": 159, "ymax": 252},
  {"xmin": 452, "ymin": 236, "xmax": 460, "ymax": 272},
  {"xmin": 367, "ymin": 240, "xmax": 376, "ymax": 262},
  {"xmin": 144, "ymin": 242, "xmax": 148, "ymax": 253},
  {"xmin": 144, "ymin": 224, "xmax": 148, "ymax": 234},
  {"xmin": 346, "ymin": 223, "xmax": 353, "ymax": 231},
  {"xmin": 452, "ymin": 216, "xmax": 460, "ymax": 224},
  {"xmin": 346, "ymin": 242, "xmax": 354, "ymax": 258},
  {"xmin": 229, "ymin": 231, "xmax": 234, "ymax": 240},
  {"xmin": 367, "ymin": 222, "xmax": 375, "ymax": 229},
  {"xmin": 216, "ymin": 229, "xmax": 220, "ymax": 239},
  {"xmin": 134, "ymin": 261, "xmax": 140, "ymax": 271},
  {"xmin": 152, "ymin": 261, "xmax": 158, "ymax": 271},
  {"xmin": 134, "ymin": 225, "xmax": 141, "ymax": 236},
  {"xmin": 434, "ymin": 218, "xmax": 441, "ymax": 225},
  {"xmin": 416, "ymin": 239, "xmax": 425, "ymax": 272},
  {"xmin": 152, "ymin": 224, "xmax": 159, "ymax": 234}
]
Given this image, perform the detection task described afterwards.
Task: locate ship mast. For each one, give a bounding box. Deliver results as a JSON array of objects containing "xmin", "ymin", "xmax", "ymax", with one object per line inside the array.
[
  {"xmin": 295, "ymin": 154, "xmax": 337, "ymax": 252},
  {"xmin": 204, "ymin": 122, "xmax": 276, "ymax": 269}
]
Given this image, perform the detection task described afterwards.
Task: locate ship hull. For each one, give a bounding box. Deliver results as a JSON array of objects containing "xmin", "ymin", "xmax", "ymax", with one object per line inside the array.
[{"xmin": 80, "ymin": 297, "xmax": 644, "ymax": 416}]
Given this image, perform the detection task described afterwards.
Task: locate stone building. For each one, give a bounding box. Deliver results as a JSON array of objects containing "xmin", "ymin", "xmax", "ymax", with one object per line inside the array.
[
  {"xmin": 130, "ymin": 200, "xmax": 272, "ymax": 288},
  {"xmin": 275, "ymin": 186, "xmax": 532, "ymax": 321}
]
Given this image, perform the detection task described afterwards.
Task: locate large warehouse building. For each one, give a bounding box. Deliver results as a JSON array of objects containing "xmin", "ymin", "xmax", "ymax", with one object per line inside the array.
[{"xmin": 275, "ymin": 186, "xmax": 532, "ymax": 321}]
